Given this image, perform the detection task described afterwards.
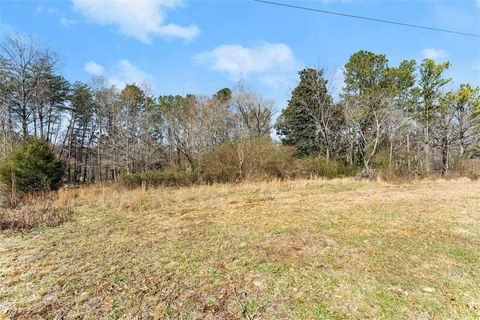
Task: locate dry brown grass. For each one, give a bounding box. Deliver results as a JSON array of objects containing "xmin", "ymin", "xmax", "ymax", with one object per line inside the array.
[
  {"xmin": 0, "ymin": 192, "xmax": 73, "ymax": 231},
  {"xmin": 0, "ymin": 178, "xmax": 479, "ymax": 319}
]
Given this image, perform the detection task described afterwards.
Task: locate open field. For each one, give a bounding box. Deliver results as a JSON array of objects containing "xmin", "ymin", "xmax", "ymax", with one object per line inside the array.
[{"xmin": 0, "ymin": 179, "xmax": 479, "ymax": 319}]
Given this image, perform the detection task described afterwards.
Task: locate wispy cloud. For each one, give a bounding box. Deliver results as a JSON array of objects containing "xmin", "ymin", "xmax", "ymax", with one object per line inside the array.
[
  {"xmin": 84, "ymin": 59, "xmax": 153, "ymax": 88},
  {"xmin": 59, "ymin": 17, "xmax": 77, "ymax": 27},
  {"xmin": 36, "ymin": 5, "xmax": 78, "ymax": 28},
  {"xmin": 84, "ymin": 61, "xmax": 105, "ymax": 76},
  {"xmin": 72, "ymin": 0, "xmax": 200, "ymax": 43},
  {"xmin": 194, "ymin": 42, "xmax": 299, "ymax": 87},
  {"xmin": 421, "ymin": 48, "xmax": 448, "ymax": 60},
  {"xmin": 432, "ymin": 2, "xmax": 479, "ymax": 32},
  {"xmin": 36, "ymin": 6, "xmax": 60, "ymax": 15}
]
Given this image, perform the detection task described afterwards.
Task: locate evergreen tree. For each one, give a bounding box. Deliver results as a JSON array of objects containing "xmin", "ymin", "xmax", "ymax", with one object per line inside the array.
[
  {"xmin": 416, "ymin": 59, "xmax": 451, "ymax": 171},
  {"xmin": 276, "ymin": 68, "xmax": 335, "ymax": 157},
  {"xmin": 0, "ymin": 138, "xmax": 63, "ymax": 193}
]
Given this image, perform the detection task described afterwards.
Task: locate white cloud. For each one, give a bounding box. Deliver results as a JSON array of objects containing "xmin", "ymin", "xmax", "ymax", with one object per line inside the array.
[
  {"xmin": 194, "ymin": 42, "xmax": 298, "ymax": 83},
  {"xmin": 110, "ymin": 59, "xmax": 154, "ymax": 87},
  {"xmin": 84, "ymin": 59, "xmax": 153, "ymax": 88},
  {"xmin": 72, "ymin": 0, "xmax": 200, "ymax": 43},
  {"xmin": 421, "ymin": 48, "xmax": 448, "ymax": 60},
  {"xmin": 84, "ymin": 61, "xmax": 105, "ymax": 76},
  {"xmin": 60, "ymin": 17, "xmax": 77, "ymax": 27}
]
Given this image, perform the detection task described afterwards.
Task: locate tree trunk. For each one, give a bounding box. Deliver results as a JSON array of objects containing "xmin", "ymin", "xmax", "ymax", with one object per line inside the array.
[
  {"xmin": 441, "ymin": 137, "xmax": 449, "ymax": 175},
  {"xmin": 424, "ymin": 125, "xmax": 430, "ymax": 173},
  {"xmin": 389, "ymin": 133, "xmax": 393, "ymax": 169},
  {"xmin": 406, "ymin": 134, "xmax": 411, "ymax": 171}
]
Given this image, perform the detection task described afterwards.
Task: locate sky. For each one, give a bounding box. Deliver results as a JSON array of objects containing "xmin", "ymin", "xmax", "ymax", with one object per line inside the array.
[{"xmin": 1, "ymin": 0, "xmax": 479, "ymax": 113}]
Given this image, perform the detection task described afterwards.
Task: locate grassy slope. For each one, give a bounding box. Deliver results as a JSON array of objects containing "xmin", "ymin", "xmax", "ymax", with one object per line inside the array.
[{"xmin": 0, "ymin": 179, "xmax": 479, "ymax": 319}]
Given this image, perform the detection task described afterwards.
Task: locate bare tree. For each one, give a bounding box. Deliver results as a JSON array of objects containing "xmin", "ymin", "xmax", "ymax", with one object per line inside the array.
[
  {"xmin": 0, "ymin": 34, "xmax": 58, "ymax": 138},
  {"xmin": 232, "ymin": 82, "xmax": 274, "ymax": 139}
]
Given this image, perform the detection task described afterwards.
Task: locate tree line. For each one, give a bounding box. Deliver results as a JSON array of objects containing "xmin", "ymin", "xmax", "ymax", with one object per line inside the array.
[
  {"xmin": 277, "ymin": 52, "xmax": 480, "ymax": 176},
  {"xmin": 1, "ymin": 34, "xmax": 479, "ymax": 189}
]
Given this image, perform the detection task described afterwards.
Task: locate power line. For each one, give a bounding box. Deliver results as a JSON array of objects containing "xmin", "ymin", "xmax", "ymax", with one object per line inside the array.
[{"xmin": 253, "ymin": 0, "xmax": 480, "ymax": 38}]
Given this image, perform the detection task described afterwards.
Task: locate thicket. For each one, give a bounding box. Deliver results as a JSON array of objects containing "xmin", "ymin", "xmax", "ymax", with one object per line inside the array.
[{"xmin": 118, "ymin": 138, "xmax": 361, "ymax": 189}]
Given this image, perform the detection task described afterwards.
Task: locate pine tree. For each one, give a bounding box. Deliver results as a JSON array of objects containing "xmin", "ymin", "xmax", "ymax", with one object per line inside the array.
[{"xmin": 276, "ymin": 68, "xmax": 335, "ymax": 157}]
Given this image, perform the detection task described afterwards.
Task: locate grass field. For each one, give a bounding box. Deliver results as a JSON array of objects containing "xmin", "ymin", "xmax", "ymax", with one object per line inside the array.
[{"xmin": 0, "ymin": 178, "xmax": 479, "ymax": 319}]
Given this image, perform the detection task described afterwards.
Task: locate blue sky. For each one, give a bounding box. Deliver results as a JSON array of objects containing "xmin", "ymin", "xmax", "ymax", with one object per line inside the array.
[{"xmin": 1, "ymin": 0, "xmax": 479, "ymax": 112}]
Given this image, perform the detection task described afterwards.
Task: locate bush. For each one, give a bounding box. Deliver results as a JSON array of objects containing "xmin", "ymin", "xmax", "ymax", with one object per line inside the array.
[
  {"xmin": 292, "ymin": 156, "xmax": 360, "ymax": 179},
  {"xmin": 0, "ymin": 138, "xmax": 63, "ymax": 195},
  {"xmin": 200, "ymin": 141, "xmax": 239, "ymax": 183},
  {"xmin": 200, "ymin": 139, "xmax": 297, "ymax": 183},
  {"xmin": 448, "ymin": 158, "xmax": 480, "ymax": 180}
]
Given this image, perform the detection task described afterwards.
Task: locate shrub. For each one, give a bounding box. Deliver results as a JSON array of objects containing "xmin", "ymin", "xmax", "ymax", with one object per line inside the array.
[
  {"xmin": 200, "ymin": 138, "xmax": 297, "ymax": 183},
  {"xmin": 448, "ymin": 158, "xmax": 480, "ymax": 180},
  {"xmin": 370, "ymin": 148, "xmax": 390, "ymax": 169},
  {"xmin": 201, "ymin": 141, "xmax": 240, "ymax": 183},
  {"xmin": 0, "ymin": 138, "xmax": 63, "ymax": 196},
  {"xmin": 292, "ymin": 156, "xmax": 359, "ymax": 179}
]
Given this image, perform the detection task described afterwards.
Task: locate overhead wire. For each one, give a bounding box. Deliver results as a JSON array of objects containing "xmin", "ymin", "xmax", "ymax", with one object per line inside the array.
[{"xmin": 253, "ymin": 0, "xmax": 480, "ymax": 38}]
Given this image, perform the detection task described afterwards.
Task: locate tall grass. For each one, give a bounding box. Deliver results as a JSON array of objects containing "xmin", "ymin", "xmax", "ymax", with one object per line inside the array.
[{"xmin": 0, "ymin": 191, "xmax": 73, "ymax": 230}]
